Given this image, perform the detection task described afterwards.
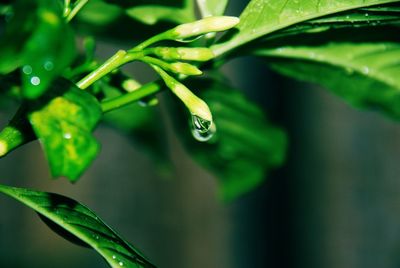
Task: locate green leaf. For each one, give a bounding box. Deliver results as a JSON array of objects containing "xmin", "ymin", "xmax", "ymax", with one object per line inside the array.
[
  {"xmin": 255, "ymin": 41, "xmax": 400, "ymax": 119},
  {"xmin": 196, "ymin": 0, "xmax": 228, "ymax": 17},
  {"xmin": 274, "ymin": 3, "xmax": 400, "ymax": 38},
  {"xmin": 171, "ymin": 78, "xmax": 287, "ymax": 200},
  {"xmin": 28, "ymin": 78, "xmax": 102, "ymax": 181},
  {"xmin": 0, "ymin": 184, "xmax": 156, "ymax": 268},
  {"xmin": 211, "ymin": 0, "xmax": 400, "ymax": 57},
  {"xmin": 76, "ymin": 0, "xmax": 123, "ymax": 26},
  {"xmin": 125, "ymin": 0, "xmax": 195, "ymax": 25},
  {"xmin": 98, "ymin": 0, "xmax": 196, "ymax": 26},
  {"xmin": 0, "ymin": 0, "xmax": 76, "ymax": 99}
]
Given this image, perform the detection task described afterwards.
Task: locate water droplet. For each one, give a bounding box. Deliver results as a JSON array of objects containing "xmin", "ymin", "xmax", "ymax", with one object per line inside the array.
[
  {"xmin": 362, "ymin": 66, "xmax": 370, "ymax": 74},
  {"xmin": 30, "ymin": 76, "xmax": 41, "ymax": 86},
  {"xmin": 112, "ymin": 255, "xmax": 117, "ymax": 260},
  {"xmin": 345, "ymin": 15, "xmax": 350, "ymax": 19},
  {"xmin": 22, "ymin": 65, "xmax": 32, "ymax": 75},
  {"xmin": 119, "ymin": 262, "xmax": 124, "ymax": 266},
  {"xmin": 44, "ymin": 61, "xmax": 54, "ymax": 71},
  {"xmin": 191, "ymin": 115, "xmax": 215, "ymax": 142},
  {"xmin": 365, "ymin": 13, "xmax": 369, "ymax": 17},
  {"xmin": 63, "ymin": 133, "xmax": 72, "ymax": 140}
]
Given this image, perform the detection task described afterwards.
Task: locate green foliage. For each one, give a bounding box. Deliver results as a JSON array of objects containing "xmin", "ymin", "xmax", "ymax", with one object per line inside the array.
[
  {"xmin": 126, "ymin": 0, "xmax": 195, "ymax": 25},
  {"xmin": 172, "ymin": 78, "xmax": 287, "ymax": 200},
  {"xmin": 0, "ymin": 184, "xmax": 155, "ymax": 268},
  {"xmin": 211, "ymin": 0, "xmax": 400, "ymax": 56},
  {"xmin": 28, "ymin": 78, "xmax": 102, "ymax": 180},
  {"xmin": 0, "ymin": 0, "xmax": 400, "ymax": 266},
  {"xmin": 0, "ymin": 0, "xmax": 76, "ymax": 98},
  {"xmin": 256, "ymin": 41, "xmax": 400, "ymax": 119}
]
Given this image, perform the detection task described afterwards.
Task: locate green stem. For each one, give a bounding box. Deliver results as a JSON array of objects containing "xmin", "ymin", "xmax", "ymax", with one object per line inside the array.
[
  {"xmin": 66, "ymin": 0, "xmax": 89, "ymax": 22},
  {"xmin": 77, "ymin": 50, "xmax": 145, "ymax": 90},
  {"xmin": 130, "ymin": 31, "xmax": 173, "ymax": 51},
  {"xmin": 63, "ymin": 0, "xmax": 71, "ymax": 17},
  {"xmin": 100, "ymin": 82, "xmax": 162, "ymax": 113}
]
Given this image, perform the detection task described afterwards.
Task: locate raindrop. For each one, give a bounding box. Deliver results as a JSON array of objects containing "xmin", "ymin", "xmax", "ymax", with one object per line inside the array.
[
  {"xmin": 112, "ymin": 256, "xmax": 117, "ymax": 260},
  {"xmin": 22, "ymin": 65, "xmax": 32, "ymax": 75},
  {"xmin": 44, "ymin": 61, "xmax": 54, "ymax": 71},
  {"xmin": 64, "ymin": 133, "xmax": 72, "ymax": 140},
  {"xmin": 30, "ymin": 76, "xmax": 41, "ymax": 86},
  {"xmin": 365, "ymin": 13, "xmax": 369, "ymax": 17},
  {"xmin": 191, "ymin": 115, "xmax": 215, "ymax": 142},
  {"xmin": 119, "ymin": 262, "xmax": 124, "ymax": 266},
  {"xmin": 362, "ymin": 66, "xmax": 370, "ymax": 74}
]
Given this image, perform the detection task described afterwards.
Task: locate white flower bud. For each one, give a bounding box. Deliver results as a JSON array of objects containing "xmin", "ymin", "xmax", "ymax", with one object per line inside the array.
[
  {"xmin": 172, "ymin": 16, "xmax": 240, "ymax": 40},
  {"xmin": 152, "ymin": 47, "xmax": 215, "ymax": 61},
  {"xmin": 170, "ymin": 62, "xmax": 203, "ymax": 76}
]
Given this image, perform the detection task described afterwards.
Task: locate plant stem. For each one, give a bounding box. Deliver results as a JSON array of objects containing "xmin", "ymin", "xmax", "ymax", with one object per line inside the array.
[
  {"xmin": 130, "ymin": 31, "xmax": 172, "ymax": 51},
  {"xmin": 66, "ymin": 0, "xmax": 89, "ymax": 22},
  {"xmin": 77, "ymin": 50, "xmax": 145, "ymax": 90},
  {"xmin": 100, "ymin": 82, "xmax": 162, "ymax": 113}
]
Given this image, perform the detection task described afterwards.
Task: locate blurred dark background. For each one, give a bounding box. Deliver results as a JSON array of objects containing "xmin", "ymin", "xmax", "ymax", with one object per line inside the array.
[{"xmin": 2, "ymin": 1, "xmax": 400, "ymax": 268}]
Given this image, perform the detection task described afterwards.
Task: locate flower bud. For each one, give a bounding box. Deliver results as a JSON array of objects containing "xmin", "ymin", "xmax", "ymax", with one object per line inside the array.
[
  {"xmin": 152, "ymin": 47, "xmax": 215, "ymax": 62},
  {"xmin": 170, "ymin": 62, "xmax": 202, "ymax": 76},
  {"xmin": 171, "ymin": 16, "xmax": 240, "ymax": 40},
  {"xmin": 152, "ymin": 65, "xmax": 213, "ymax": 123}
]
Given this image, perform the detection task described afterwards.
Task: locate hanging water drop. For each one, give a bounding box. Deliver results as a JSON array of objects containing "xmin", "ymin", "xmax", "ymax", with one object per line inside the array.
[
  {"xmin": 119, "ymin": 261, "xmax": 124, "ymax": 266},
  {"xmin": 191, "ymin": 115, "xmax": 215, "ymax": 142}
]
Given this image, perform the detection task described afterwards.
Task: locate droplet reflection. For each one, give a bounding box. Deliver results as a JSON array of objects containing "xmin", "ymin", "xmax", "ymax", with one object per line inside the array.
[{"xmin": 191, "ymin": 115, "xmax": 215, "ymax": 142}]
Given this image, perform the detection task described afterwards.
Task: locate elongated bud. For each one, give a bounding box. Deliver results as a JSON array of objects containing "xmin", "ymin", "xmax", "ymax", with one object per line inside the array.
[
  {"xmin": 170, "ymin": 62, "xmax": 202, "ymax": 76},
  {"xmin": 151, "ymin": 47, "xmax": 215, "ymax": 62},
  {"xmin": 152, "ymin": 65, "xmax": 212, "ymax": 122},
  {"xmin": 141, "ymin": 56, "xmax": 202, "ymax": 76},
  {"xmin": 171, "ymin": 16, "xmax": 240, "ymax": 40}
]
